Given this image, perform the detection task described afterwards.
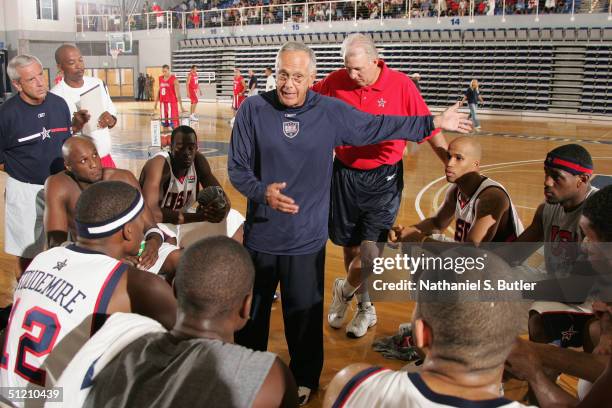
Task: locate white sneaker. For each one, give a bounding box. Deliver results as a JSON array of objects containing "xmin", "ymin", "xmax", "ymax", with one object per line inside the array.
[
  {"xmin": 346, "ymin": 303, "xmax": 377, "ymax": 338},
  {"xmin": 298, "ymin": 386, "xmax": 311, "ymax": 406},
  {"xmin": 328, "ymin": 278, "xmax": 351, "ymax": 329}
]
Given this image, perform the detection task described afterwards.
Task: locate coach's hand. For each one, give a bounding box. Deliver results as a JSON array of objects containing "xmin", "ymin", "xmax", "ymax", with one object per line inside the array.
[
  {"xmin": 72, "ymin": 109, "xmax": 91, "ymax": 133},
  {"xmin": 266, "ymin": 182, "xmax": 299, "ymax": 214},
  {"xmin": 434, "ymin": 102, "xmax": 472, "ymax": 134}
]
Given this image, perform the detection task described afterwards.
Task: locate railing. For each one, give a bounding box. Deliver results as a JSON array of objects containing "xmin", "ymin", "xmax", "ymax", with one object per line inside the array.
[{"xmin": 76, "ymin": 0, "xmax": 612, "ymax": 34}]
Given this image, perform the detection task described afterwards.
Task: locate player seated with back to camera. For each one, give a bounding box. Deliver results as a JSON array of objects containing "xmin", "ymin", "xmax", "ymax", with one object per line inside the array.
[
  {"xmin": 139, "ymin": 126, "xmax": 245, "ymax": 279},
  {"xmin": 324, "ymin": 250, "xmax": 534, "ymax": 408}
]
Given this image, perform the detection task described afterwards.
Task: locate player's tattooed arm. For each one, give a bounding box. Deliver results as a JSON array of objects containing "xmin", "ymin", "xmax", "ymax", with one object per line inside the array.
[{"xmin": 44, "ymin": 175, "xmax": 70, "ymax": 248}]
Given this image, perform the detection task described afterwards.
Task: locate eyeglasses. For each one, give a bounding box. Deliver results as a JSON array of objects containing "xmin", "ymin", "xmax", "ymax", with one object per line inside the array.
[{"xmin": 277, "ymin": 73, "xmax": 306, "ymax": 85}]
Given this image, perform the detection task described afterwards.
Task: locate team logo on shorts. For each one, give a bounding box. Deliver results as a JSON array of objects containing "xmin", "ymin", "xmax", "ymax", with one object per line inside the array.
[{"xmin": 283, "ymin": 121, "xmax": 300, "ymax": 139}]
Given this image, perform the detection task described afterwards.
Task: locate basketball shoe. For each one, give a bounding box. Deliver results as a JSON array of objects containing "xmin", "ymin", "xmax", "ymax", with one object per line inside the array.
[
  {"xmin": 346, "ymin": 303, "xmax": 377, "ymax": 338},
  {"xmin": 328, "ymin": 278, "xmax": 351, "ymax": 329}
]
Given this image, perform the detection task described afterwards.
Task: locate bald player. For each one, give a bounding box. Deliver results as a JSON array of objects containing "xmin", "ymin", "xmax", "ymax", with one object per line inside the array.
[
  {"xmin": 68, "ymin": 237, "xmax": 297, "ymax": 408},
  {"xmin": 52, "ymin": 44, "xmax": 118, "ymax": 168},
  {"xmin": 390, "ymin": 136, "xmax": 523, "ymax": 245},
  {"xmin": 44, "ymin": 136, "xmax": 180, "ymax": 274},
  {"xmin": 0, "ymin": 181, "xmax": 176, "ymax": 392}
]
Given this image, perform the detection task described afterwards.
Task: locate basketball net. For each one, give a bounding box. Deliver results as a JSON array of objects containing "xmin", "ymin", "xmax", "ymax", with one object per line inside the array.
[{"xmin": 110, "ymin": 49, "xmax": 120, "ymax": 65}]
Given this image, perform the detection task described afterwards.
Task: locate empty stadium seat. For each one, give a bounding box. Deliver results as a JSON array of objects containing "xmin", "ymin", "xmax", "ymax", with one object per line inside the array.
[
  {"xmin": 552, "ymin": 28, "xmax": 564, "ymax": 41},
  {"xmin": 577, "ymin": 27, "xmax": 589, "ymax": 41},
  {"xmin": 590, "ymin": 28, "xmax": 602, "ymax": 41},
  {"xmin": 430, "ymin": 30, "xmax": 441, "ymax": 42},
  {"xmin": 464, "ymin": 29, "xmax": 475, "ymax": 42},
  {"xmin": 528, "ymin": 28, "xmax": 540, "ymax": 41},
  {"xmin": 516, "ymin": 28, "xmax": 528, "ymax": 41},
  {"xmin": 603, "ymin": 27, "xmax": 612, "ymax": 41},
  {"xmin": 495, "ymin": 28, "xmax": 507, "ymax": 42},
  {"xmin": 391, "ymin": 31, "xmax": 401, "ymax": 42}
]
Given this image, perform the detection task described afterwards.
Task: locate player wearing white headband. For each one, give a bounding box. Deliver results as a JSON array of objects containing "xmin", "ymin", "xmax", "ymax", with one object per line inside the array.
[{"xmin": 0, "ymin": 181, "xmax": 177, "ymax": 394}]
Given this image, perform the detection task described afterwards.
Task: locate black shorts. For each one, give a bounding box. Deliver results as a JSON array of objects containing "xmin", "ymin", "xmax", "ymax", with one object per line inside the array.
[
  {"xmin": 329, "ymin": 159, "xmax": 403, "ymax": 247},
  {"xmin": 540, "ymin": 312, "xmax": 595, "ymax": 348}
]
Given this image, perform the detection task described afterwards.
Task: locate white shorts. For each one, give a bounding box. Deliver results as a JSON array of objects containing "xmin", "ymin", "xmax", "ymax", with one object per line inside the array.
[
  {"xmin": 160, "ymin": 209, "xmax": 245, "ymax": 248},
  {"xmin": 4, "ymin": 177, "xmax": 45, "ymax": 258},
  {"xmin": 146, "ymin": 242, "xmax": 180, "ymax": 274}
]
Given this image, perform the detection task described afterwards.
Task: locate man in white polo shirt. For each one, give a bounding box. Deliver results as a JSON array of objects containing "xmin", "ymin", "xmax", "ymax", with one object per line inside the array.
[{"xmin": 52, "ymin": 44, "xmax": 118, "ymax": 168}]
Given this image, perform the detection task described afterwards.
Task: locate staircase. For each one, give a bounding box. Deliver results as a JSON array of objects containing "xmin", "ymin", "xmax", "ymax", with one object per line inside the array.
[
  {"xmin": 549, "ymin": 45, "xmax": 586, "ymax": 113},
  {"xmin": 218, "ymin": 49, "xmax": 235, "ymax": 100}
]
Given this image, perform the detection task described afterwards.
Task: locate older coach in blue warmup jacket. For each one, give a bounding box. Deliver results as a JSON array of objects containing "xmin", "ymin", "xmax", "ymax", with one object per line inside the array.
[{"xmin": 228, "ymin": 41, "xmax": 471, "ymax": 404}]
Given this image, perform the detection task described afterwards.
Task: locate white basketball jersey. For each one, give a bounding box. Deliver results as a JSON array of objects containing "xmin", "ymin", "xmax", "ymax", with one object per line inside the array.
[
  {"xmin": 542, "ymin": 186, "xmax": 597, "ymax": 277},
  {"xmin": 0, "ymin": 245, "xmax": 127, "ymax": 394},
  {"xmin": 157, "ymin": 151, "xmax": 198, "ymax": 212},
  {"xmin": 334, "ymin": 368, "xmax": 533, "ymax": 408},
  {"xmin": 453, "ymin": 178, "xmax": 524, "ymax": 242}
]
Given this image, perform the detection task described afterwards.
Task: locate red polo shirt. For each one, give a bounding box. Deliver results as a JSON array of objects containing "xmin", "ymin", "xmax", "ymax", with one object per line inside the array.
[{"xmin": 312, "ymin": 60, "xmax": 439, "ymax": 170}]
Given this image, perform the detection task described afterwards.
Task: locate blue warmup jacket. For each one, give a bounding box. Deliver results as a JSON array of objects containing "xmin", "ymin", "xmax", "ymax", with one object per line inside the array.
[{"xmin": 228, "ymin": 90, "xmax": 435, "ymax": 255}]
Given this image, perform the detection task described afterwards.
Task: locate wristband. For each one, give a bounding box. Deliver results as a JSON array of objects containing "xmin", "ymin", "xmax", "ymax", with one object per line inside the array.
[{"xmin": 144, "ymin": 227, "xmax": 164, "ymax": 242}]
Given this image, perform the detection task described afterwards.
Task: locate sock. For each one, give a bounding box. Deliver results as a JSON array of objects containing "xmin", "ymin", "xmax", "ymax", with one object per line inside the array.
[
  {"xmin": 355, "ymin": 289, "xmax": 371, "ymax": 305},
  {"xmin": 356, "ymin": 293, "xmax": 372, "ymax": 309},
  {"xmin": 341, "ymin": 280, "xmax": 358, "ymax": 299}
]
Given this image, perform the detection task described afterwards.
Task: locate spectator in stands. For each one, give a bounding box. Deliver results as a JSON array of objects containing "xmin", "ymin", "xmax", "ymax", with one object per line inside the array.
[
  {"xmin": 462, "ymin": 79, "xmax": 484, "ymax": 131},
  {"xmin": 477, "ymin": 0, "xmax": 486, "ymax": 13},
  {"xmin": 323, "ymin": 252, "xmax": 529, "ymax": 408},
  {"xmin": 264, "ymin": 67, "xmax": 275, "ymax": 92},
  {"xmin": 515, "ymin": 0, "xmax": 525, "ymax": 13},
  {"xmin": 191, "ymin": 7, "xmax": 201, "ymax": 28},
  {"xmin": 545, "ymin": 0, "xmax": 555, "ymax": 12},
  {"xmin": 152, "ymin": 2, "xmax": 164, "ymax": 28},
  {"xmin": 527, "ymin": 0, "xmax": 537, "ymax": 13},
  {"xmin": 459, "ymin": 0, "xmax": 467, "ymax": 14}
]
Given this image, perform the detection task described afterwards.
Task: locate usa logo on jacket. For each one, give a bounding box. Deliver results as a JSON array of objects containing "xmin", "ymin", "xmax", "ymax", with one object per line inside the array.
[{"xmin": 283, "ymin": 121, "xmax": 299, "ymax": 139}]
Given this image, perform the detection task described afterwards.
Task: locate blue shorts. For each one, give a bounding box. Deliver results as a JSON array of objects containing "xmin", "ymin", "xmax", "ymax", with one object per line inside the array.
[{"xmin": 329, "ymin": 159, "xmax": 403, "ymax": 247}]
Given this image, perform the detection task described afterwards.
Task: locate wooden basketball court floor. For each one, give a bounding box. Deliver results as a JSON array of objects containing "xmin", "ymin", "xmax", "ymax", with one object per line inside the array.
[{"xmin": 1, "ymin": 101, "xmax": 611, "ymax": 406}]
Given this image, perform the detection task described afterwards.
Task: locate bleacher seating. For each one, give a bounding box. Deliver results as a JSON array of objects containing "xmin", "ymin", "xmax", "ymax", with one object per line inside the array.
[{"xmin": 172, "ymin": 27, "xmax": 612, "ymax": 116}]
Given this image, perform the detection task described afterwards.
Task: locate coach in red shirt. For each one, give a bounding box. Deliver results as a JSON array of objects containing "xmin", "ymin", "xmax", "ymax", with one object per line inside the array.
[{"xmin": 312, "ymin": 33, "xmax": 448, "ymax": 338}]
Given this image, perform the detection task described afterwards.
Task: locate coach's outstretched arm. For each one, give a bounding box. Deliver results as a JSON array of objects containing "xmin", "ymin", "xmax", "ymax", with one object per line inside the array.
[{"xmin": 333, "ymin": 101, "xmax": 472, "ymax": 147}]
